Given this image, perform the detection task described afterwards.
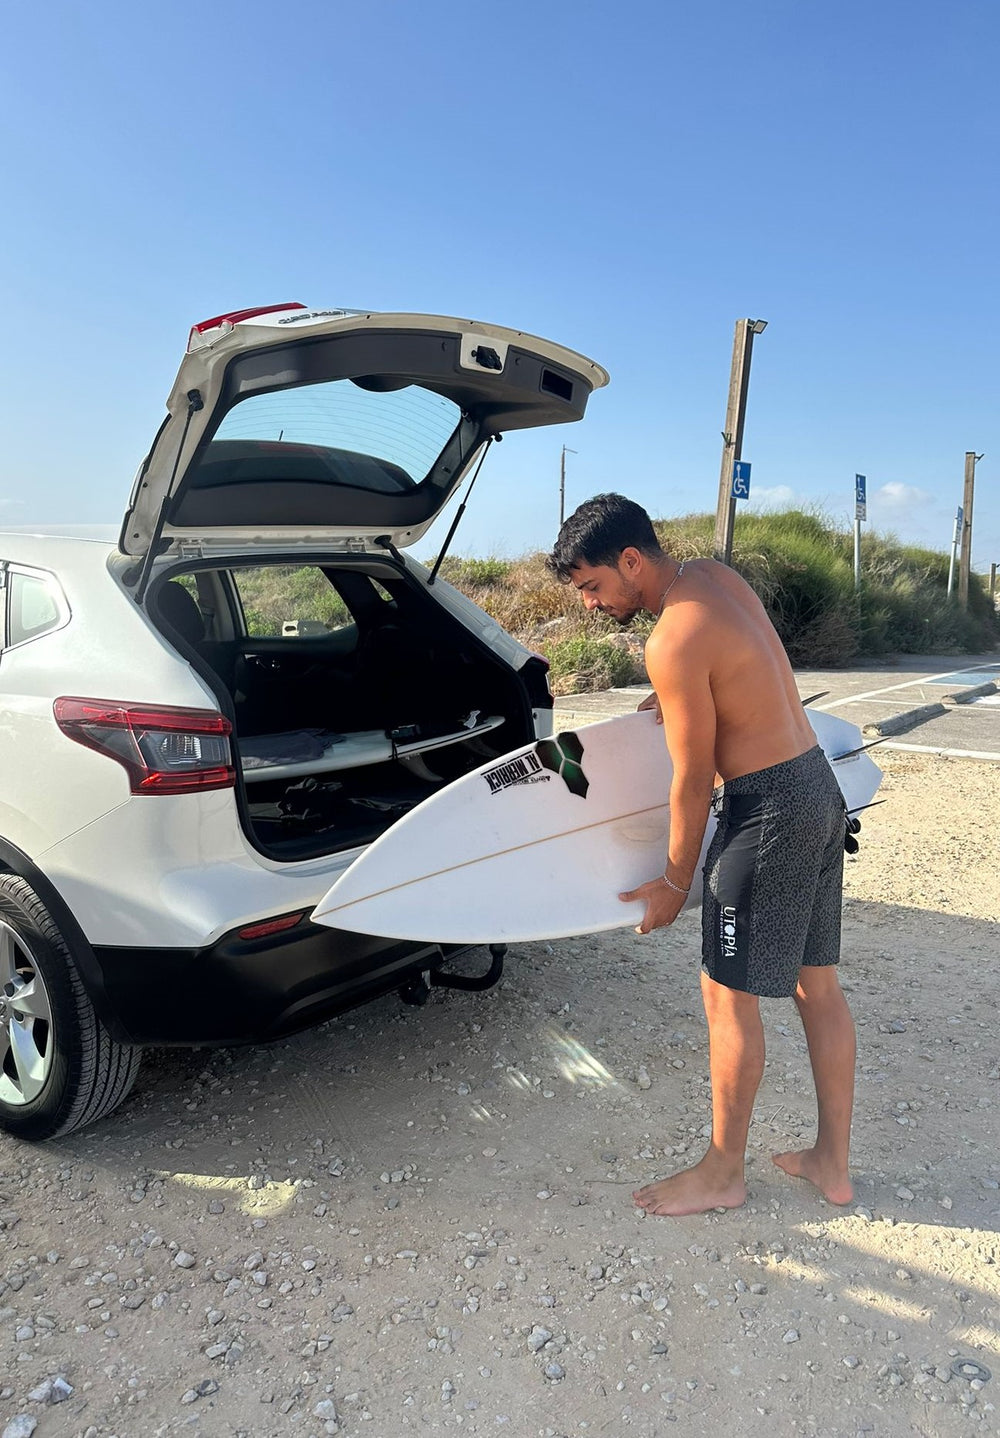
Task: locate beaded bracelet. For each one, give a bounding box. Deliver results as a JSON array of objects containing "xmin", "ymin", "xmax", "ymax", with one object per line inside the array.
[{"xmin": 662, "ymin": 873, "xmax": 690, "ymax": 896}]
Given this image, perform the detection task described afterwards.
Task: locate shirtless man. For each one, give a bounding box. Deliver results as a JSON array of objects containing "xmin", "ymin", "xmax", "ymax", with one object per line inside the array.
[{"xmin": 547, "ymin": 493, "xmax": 856, "ymax": 1217}]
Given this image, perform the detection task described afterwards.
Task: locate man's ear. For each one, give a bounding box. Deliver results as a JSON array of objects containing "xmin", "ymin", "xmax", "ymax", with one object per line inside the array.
[{"xmin": 619, "ymin": 546, "xmax": 643, "ymax": 575}]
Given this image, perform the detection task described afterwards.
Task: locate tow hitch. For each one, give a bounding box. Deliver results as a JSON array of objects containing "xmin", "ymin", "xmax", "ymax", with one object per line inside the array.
[{"xmin": 399, "ymin": 945, "xmax": 506, "ymax": 1006}]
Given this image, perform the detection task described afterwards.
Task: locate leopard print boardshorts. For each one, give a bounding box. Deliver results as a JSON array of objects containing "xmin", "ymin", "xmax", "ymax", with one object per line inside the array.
[{"xmin": 701, "ymin": 746, "xmax": 847, "ymax": 999}]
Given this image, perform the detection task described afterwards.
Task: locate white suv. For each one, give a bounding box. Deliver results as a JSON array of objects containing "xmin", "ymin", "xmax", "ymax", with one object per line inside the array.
[{"xmin": 0, "ymin": 304, "xmax": 607, "ymax": 1139}]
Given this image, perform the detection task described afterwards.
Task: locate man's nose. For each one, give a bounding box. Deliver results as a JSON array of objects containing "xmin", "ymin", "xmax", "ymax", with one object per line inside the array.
[{"xmin": 582, "ymin": 591, "xmax": 599, "ymax": 611}]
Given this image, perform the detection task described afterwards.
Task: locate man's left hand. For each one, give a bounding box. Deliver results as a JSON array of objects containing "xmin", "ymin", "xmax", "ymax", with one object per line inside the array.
[{"xmin": 619, "ymin": 877, "xmax": 687, "ymax": 934}]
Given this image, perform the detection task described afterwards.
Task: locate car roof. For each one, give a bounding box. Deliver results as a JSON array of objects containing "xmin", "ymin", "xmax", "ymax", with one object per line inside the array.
[{"xmin": 0, "ymin": 525, "xmax": 118, "ymax": 544}]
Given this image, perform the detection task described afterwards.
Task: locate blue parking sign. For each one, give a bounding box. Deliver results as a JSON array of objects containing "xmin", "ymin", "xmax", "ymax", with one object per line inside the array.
[
  {"xmin": 855, "ymin": 473, "xmax": 867, "ymax": 521},
  {"xmin": 731, "ymin": 461, "xmax": 751, "ymax": 500}
]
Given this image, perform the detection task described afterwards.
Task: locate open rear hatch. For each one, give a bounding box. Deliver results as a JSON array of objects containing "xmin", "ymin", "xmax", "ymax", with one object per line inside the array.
[
  {"xmin": 120, "ymin": 305, "xmax": 608, "ymax": 578},
  {"xmin": 132, "ymin": 304, "xmax": 606, "ymax": 862}
]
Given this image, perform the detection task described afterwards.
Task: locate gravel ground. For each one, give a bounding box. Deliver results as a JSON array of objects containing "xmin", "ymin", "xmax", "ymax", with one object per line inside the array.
[{"xmin": 1, "ymin": 750, "xmax": 999, "ymax": 1438}]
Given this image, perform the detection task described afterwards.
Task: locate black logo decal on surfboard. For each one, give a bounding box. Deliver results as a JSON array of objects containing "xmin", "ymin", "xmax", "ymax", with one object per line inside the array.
[
  {"xmin": 535, "ymin": 730, "xmax": 589, "ymax": 798},
  {"xmin": 483, "ymin": 750, "xmax": 547, "ymax": 794}
]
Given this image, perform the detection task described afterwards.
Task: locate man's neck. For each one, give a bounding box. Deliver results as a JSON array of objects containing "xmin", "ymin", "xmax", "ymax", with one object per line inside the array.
[{"xmin": 643, "ymin": 556, "xmax": 683, "ymax": 615}]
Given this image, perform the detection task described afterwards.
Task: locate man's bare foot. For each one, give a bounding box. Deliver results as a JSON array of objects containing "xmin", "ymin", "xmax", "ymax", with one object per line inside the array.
[
  {"xmin": 633, "ymin": 1158, "xmax": 746, "ymax": 1217},
  {"xmin": 772, "ymin": 1147, "xmax": 853, "ymax": 1205}
]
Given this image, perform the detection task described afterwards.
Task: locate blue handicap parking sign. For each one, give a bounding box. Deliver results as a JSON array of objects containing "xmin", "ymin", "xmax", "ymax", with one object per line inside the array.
[{"xmin": 731, "ymin": 461, "xmax": 751, "ymax": 499}]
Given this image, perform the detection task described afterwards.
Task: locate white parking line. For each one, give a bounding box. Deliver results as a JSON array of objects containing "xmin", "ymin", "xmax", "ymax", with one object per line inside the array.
[
  {"xmin": 812, "ymin": 666, "xmax": 996, "ymax": 710},
  {"xmin": 884, "ymin": 741, "xmax": 1000, "ymax": 761}
]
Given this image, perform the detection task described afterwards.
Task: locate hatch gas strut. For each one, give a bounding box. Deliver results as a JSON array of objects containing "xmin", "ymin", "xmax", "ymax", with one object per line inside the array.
[{"xmin": 428, "ymin": 435, "xmax": 497, "ymax": 586}]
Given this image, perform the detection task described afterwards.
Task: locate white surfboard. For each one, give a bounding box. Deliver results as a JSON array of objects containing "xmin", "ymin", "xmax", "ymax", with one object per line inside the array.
[{"xmin": 311, "ymin": 709, "xmax": 882, "ymax": 945}]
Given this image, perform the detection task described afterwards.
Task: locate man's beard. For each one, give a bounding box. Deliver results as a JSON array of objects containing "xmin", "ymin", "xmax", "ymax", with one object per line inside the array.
[
  {"xmin": 607, "ymin": 575, "xmax": 645, "ymax": 625},
  {"xmin": 610, "ymin": 607, "xmax": 640, "ymax": 626}
]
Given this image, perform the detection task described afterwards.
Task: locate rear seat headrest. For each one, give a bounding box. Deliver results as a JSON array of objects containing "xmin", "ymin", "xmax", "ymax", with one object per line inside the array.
[{"xmin": 158, "ymin": 581, "xmax": 205, "ymax": 645}]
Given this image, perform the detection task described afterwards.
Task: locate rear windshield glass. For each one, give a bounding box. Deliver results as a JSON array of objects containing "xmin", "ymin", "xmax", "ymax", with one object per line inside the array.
[{"xmin": 203, "ymin": 379, "xmax": 462, "ymax": 493}]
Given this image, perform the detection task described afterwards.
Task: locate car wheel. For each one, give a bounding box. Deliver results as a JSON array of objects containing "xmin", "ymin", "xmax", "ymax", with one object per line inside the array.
[{"xmin": 0, "ymin": 873, "xmax": 142, "ymax": 1140}]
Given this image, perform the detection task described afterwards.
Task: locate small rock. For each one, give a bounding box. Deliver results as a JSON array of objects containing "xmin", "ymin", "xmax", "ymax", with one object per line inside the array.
[
  {"xmin": 544, "ymin": 1362, "xmax": 565, "ymax": 1381},
  {"xmin": 174, "ymin": 1250, "xmax": 197, "ymax": 1269},
  {"xmin": 27, "ymin": 1377, "xmax": 73, "ymax": 1404},
  {"xmin": 782, "ymin": 1330, "xmax": 800, "ymax": 1344},
  {"xmin": 2, "ymin": 1418, "xmax": 38, "ymax": 1438}
]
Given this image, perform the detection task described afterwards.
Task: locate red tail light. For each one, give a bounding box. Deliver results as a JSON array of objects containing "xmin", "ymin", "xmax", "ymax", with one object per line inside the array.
[
  {"xmin": 54, "ymin": 698, "xmax": 235, "ymax": 795},
  {"xmin": 188, "ymin": 302, "xmax": 306, "ymax": 349}
]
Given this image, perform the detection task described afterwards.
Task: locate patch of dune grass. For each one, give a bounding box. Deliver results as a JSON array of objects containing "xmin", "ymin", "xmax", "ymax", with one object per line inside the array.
[{"xmin": 443, "ymin": 509, "xmax": 997, "ymax": 689}]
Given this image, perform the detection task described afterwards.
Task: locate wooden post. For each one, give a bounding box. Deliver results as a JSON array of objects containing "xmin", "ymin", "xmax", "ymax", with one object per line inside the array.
[
  {"xmin": 958, "ymin": 451, "xmax": 981, "ymax": 611},
  {"xmin": 713, "ymin": 320, "xmax": 765, "ymax": 564}
]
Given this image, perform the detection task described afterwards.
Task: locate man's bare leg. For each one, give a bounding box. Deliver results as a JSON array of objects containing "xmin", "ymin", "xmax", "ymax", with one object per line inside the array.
[
  {"xmin": 772, "ymin": 965, "xmax": 855, "ymax": 1204},
  {"xmin": 634, "ymin": 972, "xmax": 764, "ymax": 1216}
]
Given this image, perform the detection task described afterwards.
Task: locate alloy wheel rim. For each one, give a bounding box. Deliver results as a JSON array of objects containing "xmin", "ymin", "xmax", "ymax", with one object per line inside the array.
[{"xmin": 0, "ymin": 921, "xmax": 54, "ymax": 1107}]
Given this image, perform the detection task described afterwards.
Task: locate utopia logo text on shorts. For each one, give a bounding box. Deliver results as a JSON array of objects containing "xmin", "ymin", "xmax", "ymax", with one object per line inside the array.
[{"xmin": 720, "ymin": 904, "xmax": 737, "ymax": 958}]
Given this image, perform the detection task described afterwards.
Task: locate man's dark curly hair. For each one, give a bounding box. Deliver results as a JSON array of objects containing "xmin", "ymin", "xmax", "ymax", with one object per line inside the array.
[{"xmin": 546, "ymin": 492, "xmax": 663, "ymax": 582}]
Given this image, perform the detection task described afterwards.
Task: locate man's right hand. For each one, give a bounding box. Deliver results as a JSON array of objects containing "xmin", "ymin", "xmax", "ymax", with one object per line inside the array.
[{"xmin": 637, "ymin": 691, "xmax": 662, "ymax": 724}]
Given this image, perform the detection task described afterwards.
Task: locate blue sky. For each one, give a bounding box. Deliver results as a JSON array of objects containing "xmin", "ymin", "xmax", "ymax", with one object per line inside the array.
[{"xmin": 2, "ymin": 0, "xmax": 997, "ymax": 574}]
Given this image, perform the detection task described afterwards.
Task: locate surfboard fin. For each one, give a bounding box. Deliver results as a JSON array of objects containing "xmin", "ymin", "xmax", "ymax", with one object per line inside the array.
[
  {"xmin": 801, "ymin": 691, "xmax": 829, "ymax": 706},
  {"xmin": 831, "ymin": 737, "xmax": 888, "ymax": 761}
]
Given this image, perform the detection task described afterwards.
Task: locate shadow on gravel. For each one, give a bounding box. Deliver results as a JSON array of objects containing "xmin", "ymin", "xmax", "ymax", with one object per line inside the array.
[{"xmin": 39, "ymin": 900, "xmax": 998, "ymax": 1240}]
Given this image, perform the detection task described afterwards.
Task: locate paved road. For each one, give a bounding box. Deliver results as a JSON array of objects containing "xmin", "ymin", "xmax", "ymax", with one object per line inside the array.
[{"xmin": 554, "ymin": 652, "xmax": 1000, "ymax": 760}]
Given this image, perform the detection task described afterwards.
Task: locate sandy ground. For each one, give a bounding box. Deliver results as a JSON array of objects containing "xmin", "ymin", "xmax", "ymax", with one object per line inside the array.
[{"xmin": 2, "ymin": 749, "xmax": 999, "ymax": 1438}]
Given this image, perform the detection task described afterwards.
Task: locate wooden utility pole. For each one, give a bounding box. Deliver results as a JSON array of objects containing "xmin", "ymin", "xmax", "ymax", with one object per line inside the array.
[
  {"xmin": 713, "ymin": 319, "xmax": 766, "ymax": 564},
  {"xmin": 957, "ymin": 451, "xmax": 983, "ymax": 610}
]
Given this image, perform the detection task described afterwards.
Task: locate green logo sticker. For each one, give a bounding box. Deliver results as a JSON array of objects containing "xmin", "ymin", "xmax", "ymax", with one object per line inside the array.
[{"xmin": 535, "ymin": 730, "xmax": 589, "ymax": 798}]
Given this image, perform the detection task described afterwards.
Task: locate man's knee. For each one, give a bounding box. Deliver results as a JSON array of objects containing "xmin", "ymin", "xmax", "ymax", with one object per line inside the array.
[
  {"xmin": 795, "ymin": 964, "xmax": 844, "ymax": 1006},
  {"xmin": 702, "ymin": 971, "xmax": 761, "ymax": 1018}
]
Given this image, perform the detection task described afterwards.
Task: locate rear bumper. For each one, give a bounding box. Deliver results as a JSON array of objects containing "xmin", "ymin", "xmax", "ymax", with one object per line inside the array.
[{"xmin": 91, "ymin": 919, "xmax": 449, "ymax": 1046}]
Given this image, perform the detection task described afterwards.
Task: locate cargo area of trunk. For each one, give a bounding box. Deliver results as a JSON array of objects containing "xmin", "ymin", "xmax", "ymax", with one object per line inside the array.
[{"xmin": 150, "ymin": 557, "xmax": 539, "ymax": 861}]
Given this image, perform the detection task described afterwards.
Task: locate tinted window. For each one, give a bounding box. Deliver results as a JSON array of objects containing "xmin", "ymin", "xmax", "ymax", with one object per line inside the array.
[{"xmin": 7, "ymin": 570, "xmax": 65, "ymax": 646}]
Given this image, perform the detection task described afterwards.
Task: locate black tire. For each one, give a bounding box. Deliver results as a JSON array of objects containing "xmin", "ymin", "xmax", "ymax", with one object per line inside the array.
[{"xmin": 0, "ymin": 873, "xmax": 142, "ymax": 1140}]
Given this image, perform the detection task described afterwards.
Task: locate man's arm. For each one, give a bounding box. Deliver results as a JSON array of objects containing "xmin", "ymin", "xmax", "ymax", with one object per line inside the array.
[{"xmin": 620, "ymin": 628, "xmax": 717, "ymax": 933}]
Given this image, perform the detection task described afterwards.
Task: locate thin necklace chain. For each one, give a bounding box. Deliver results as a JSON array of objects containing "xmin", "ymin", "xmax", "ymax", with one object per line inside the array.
[{"xmin": 657, "ymin": 560, "xmax": 686, "ymax": 614}]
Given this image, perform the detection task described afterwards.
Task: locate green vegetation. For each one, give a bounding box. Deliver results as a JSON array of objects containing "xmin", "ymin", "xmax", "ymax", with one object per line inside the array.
[
  {"xmin": 442, "ymin": 509, "xmax": 997, "ymax": 691},
  {"xmin": 177, "ymin": 517, "xmax": 996, "ymax": 692},
  {"xmin": 232, "ymin": 566, "xmax": 352, "ymax": 637}
]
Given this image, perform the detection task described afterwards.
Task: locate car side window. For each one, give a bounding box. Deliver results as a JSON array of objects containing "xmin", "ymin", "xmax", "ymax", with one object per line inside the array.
[
  {"xmin": 5, "ymin": 567, "xmax": 68, "ymax": 647},
  {"xmin": 230, "ymin": 566, "xmax": 353, "ymax": 639}
]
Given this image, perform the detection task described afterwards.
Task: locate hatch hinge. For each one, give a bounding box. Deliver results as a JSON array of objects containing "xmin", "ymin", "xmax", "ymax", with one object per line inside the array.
[{"xmin": 177, "ymin": 540, "xmax": 205, "ymax": 560}]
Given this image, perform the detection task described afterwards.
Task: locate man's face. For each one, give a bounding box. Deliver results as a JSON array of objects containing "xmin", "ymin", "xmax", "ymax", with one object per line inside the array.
[{"xmin": 569, "ymin": 558, "xmax": 645, "ymax": 625}]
